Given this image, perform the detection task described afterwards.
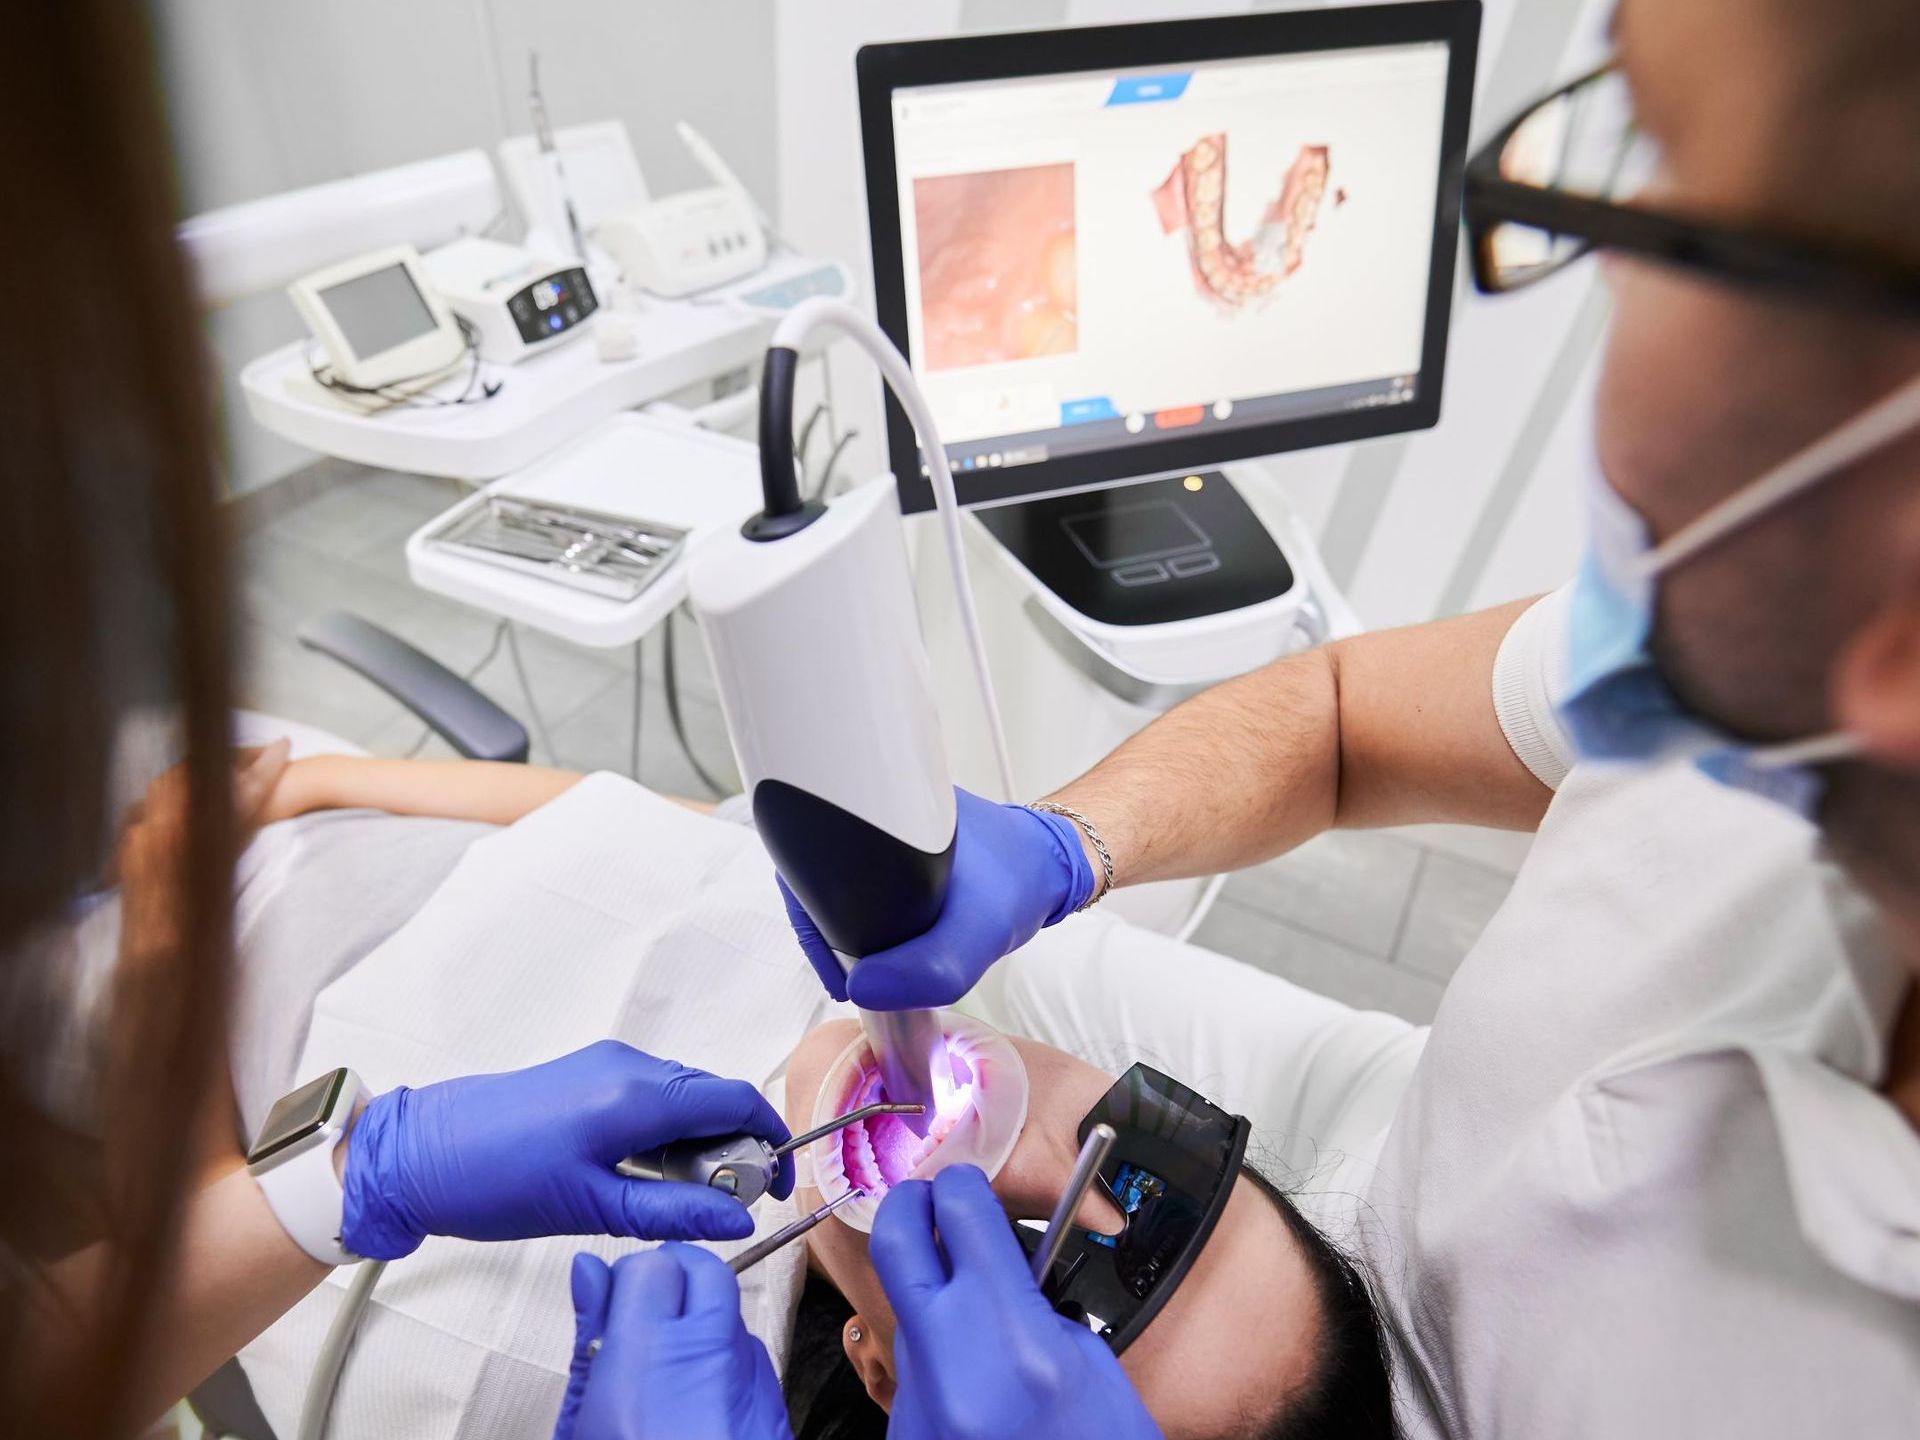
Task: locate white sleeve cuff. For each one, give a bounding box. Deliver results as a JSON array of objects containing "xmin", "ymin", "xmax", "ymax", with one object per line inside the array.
[{"xmin": 1492, "ymin": 583, "xmax": 1576, "ymax": 791}]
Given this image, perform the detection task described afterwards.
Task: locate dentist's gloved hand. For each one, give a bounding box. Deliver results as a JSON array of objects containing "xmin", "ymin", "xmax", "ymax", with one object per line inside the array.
[
  {"xmin": 781, "ymin": 787, "xmax": 1095, "ymax": 1009},
  {"xmin": 872, "ymin": 1166, "xmax": 1162, "ymax": 1440},
  {"xmin": 553, "ymin": 1247, "xmax": 793, "ymax": 1440},
  {"xmin": 342, "ymin": 1041, "xmax": 792, "ymax": 1261}
]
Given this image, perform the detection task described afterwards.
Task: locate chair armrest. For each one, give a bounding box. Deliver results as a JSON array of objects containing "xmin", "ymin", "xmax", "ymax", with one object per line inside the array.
[{"xmin": 296, "ymin": 612, "xmax": 530, "ymax": 764}]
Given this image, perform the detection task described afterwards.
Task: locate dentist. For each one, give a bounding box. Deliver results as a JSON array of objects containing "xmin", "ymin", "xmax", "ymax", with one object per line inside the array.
[{"xmin": 777, "ymin": 0, "xmax": 1920, "ymax": 1435}]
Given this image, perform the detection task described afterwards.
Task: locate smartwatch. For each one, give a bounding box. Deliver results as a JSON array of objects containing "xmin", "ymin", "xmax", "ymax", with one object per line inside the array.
[{"xmin": 247, "ymin": 1066, "xmax": 369, "ymax": 1265}]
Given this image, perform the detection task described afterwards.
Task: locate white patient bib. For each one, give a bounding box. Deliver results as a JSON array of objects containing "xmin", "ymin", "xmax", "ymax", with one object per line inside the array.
[{"xmin": 239, "ymin": 775, "xmax": 834, "ymax": 1440}]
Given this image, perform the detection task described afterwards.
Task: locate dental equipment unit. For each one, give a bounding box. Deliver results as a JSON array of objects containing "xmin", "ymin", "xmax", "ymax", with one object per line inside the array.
[
  {"xmin": 689, "ymin": 298, "xmax": 1016, "ymax": 1134},
  {"xmin": 616, "ymin": 1101, "xmax": 925, "ymax": 1206}
]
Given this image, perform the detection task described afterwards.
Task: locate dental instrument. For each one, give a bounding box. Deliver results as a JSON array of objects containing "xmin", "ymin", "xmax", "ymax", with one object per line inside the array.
[
  {"xmin": 688, "ymin": 299, "xmax": 1015, "ymax": 1137},
  {"xmin": 1029, "ymin": 1122, "xmax": 1117, "ymax": 1286},
  {"xmin": 727, "ymin": 1186, "xmax": 866, "ymax": 1275},
  {"xmin": 528, "ymin": 53, "xmax": 588, "ymax": 262},
  {"xmin": 423, "ymin": 493, "xmax": 687, "ymax": 602},
  {"xmin": 615, "ymin": 1101, "xmax": 925, "ymax": 1207}
]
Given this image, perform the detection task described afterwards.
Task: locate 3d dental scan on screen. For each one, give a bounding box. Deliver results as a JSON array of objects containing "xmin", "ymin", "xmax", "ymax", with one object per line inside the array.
[{"xmin": 10, "ymin": 1, "xmax": 1920, "ymax": 1439}]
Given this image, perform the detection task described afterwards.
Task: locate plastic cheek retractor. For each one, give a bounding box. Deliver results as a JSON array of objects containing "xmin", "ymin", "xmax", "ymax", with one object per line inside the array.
[{"xmin": 807, "ymin": 1011, "xmax": 1029, "ymax": 1233}]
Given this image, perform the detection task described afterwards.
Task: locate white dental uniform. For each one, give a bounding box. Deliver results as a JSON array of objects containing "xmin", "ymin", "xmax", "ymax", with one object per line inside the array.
[
  {"xmin": 993, "ymin": 587, "xmax": 1920, "ymax": 1438},
  {"xmin": 227, "ymin": 776, "xmax": 834, "ymax": 1440}
]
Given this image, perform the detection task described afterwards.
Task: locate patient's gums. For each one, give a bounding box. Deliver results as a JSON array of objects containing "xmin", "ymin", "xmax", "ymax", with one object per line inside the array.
[
  {"xmin": 913, "ymin": 162, "xmax": 1079, "ymax": 370},
  {"xmin": 1153, "ymin": 137, "xmax": 1333, "ymax": 310}
]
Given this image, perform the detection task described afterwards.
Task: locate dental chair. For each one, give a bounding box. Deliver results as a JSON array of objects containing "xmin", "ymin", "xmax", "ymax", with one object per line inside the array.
[
  {"xmin": 290, "ymin": 611, "xmax": 532, "ymax": 763},
  {"xmin": 192, "ymin": 609, "xmax": 533, "ymax": 1440}
]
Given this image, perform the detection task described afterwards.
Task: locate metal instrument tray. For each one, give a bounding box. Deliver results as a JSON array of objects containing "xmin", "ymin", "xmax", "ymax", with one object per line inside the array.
[{"xmin": 423, "ymin": 495, "xmax": 687, "ymax": 602}]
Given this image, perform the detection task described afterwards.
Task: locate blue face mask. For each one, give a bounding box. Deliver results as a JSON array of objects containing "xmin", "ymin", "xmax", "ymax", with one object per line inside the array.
[{"xmin": 1561, "ymin": 375, "xmax": 1920, "ymax": 818}]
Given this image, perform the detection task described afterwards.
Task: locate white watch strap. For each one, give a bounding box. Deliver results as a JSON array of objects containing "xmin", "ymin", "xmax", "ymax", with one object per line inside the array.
[{"xmin": 252, "ymin": 1075, "xmax": 367, "ymax": 1266}]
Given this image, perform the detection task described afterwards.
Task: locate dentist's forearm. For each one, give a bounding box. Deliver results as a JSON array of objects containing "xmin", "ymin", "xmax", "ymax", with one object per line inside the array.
[
  {"xmin": 1047, "ymin": 598, "xmax": 1550, "ymax": 888},
  {"xmin": 1045, "ymin": 645, "xmax": 1340, "ymax": 888}
]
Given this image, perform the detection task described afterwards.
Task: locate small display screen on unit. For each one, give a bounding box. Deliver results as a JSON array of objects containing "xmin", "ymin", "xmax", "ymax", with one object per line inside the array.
[
  {"xmin": 247, "ymin": 1069, "xmax": 345, "ymax": 1165},
  {"xmin": 510, "ymin": 268, "xmax": 597, "ymax": 342},
  {"xmin": 320, "ymin": 262, "xmax": 440, "ymax": 359}
]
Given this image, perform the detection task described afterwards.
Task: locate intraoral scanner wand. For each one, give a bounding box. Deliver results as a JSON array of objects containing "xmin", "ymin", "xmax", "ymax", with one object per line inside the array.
[
  {"xmin": 689, "ymin": 299, "xmax": 1017, "ymax": 1138},
  {"xmin": 1031, "ymin": 1123, "xmax": 1118, "ymax": 1285},
  {"xmin": 845, "ymin": 985, "xmax": 947, "ymax": 1135}
]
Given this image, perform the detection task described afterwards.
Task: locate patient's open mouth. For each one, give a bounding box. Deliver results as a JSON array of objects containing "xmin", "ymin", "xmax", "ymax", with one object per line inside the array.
[
  {"xmin": 837, "ymin": 1043, "xmax": 977, "ymax": 1194},
  {"xmin": 806, "ymin": 1013, "xmax": 1030, "ymax": 1233}
]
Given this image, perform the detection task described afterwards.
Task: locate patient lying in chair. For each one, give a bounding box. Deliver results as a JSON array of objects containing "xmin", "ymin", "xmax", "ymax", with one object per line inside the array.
[{"xmin": 214, "ymin": 753, "xmax": 1396, "ymax": 1440}]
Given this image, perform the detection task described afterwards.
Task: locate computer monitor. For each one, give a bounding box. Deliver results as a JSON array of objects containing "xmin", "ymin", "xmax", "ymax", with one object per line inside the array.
[{"xmin": 858, "ymin": 1, "xmax": 1481, "ymax": 514}]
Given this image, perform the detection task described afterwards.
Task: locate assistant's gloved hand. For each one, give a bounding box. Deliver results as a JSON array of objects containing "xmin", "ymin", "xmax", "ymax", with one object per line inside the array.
[
  {"xmin": 781, "ymin": 787, "xmax": 1095, "ymax": 1009},
  {"xmin": 872, "ymin": 1166, "xmax": 1162, "ymax": 1440},
  {"xmin": 342, "ymin": 1041, "xmax": 792, "ymax": 1261},
  {"xmin": 553, "ymin": 1247, "xmax": 793, "ymax": 1440}
]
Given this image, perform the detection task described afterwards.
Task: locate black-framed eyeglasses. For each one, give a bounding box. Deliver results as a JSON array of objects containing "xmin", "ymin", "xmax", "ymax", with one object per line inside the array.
[
  {"xmin": 1013, "ymin": 1063, "xmax": 1250, "ymax": 1355},
  {"xmin": 1463, "ymin": 61, "xmax": 1920, "ymax": 319}
]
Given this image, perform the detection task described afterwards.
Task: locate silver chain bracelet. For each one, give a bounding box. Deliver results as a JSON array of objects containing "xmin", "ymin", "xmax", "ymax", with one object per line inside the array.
[{"xmin": 1028, "ymin": 802, "xmax": 1115, "ymax": 912}]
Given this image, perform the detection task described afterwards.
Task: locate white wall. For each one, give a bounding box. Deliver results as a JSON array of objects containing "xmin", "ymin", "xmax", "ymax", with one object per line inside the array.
[
  {"xmin": 155, "ymin": 0, "xmax": 779, "ymax": 494},
  {"xmin": 776, "ymin": 0, "xmax": 1617, "ymax": 628}
]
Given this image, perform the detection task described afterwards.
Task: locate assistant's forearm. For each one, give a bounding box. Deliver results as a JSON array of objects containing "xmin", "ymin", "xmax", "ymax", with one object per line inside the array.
[
  {"xmin": 1049, "ymin": 646, "xmax": 1341, "ymax": 887},
  {"xmin": 292, "ymin": 756, "xmax": 584, "ymax": 825},
  {"xmin": 29, "ymin": 1168, "xmax": 329, "ymax": 1426}
]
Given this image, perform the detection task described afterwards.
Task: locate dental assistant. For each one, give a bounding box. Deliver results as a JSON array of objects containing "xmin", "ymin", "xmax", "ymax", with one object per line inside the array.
[
  {"xmin": 764, "ymin": 1, "xmax": 1919, "ymax": 1436},
  {"xmin": 0, "ymin": 10, "xmax": 793, "ymax": 1433}
]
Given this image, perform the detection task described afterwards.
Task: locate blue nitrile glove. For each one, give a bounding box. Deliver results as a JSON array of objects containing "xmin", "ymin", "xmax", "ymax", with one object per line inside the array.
[
  {"xmin": 872, "ymin": 1166, "xmax": 1163, "ymax": 1440},
  {"xmin": 342, "ymin": 1040, "xmax": 793, "ymax": 1261},
  {"xmin": 553, "ymin": 1253, "xmax": 613, "ymax": 1440},
  {"xmin": 553, "ymin": 1246, "xmax": 793, "ymax": 1440},
  {"xmin": 780, "ymin": 787, "xmax": 1095, "ymax": 1009}
]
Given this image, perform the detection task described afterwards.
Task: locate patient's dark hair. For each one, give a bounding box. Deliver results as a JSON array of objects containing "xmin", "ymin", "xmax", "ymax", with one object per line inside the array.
[
  {"xmin": 787, "ymin": 1273, "xmax": 888, "ymax": 1440},
  {"xmin": 1242, "ymin": 1166, "xmax": 1398, "ymax": 1440},
  {"xmin": 783, "ymin": 1167, "xmax": 1397, "ymax": 1440}
]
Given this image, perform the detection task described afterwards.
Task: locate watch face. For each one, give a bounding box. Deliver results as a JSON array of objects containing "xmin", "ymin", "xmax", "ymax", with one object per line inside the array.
[{"xmin": 248, "ymin": 1069, "xmax": 347, "ymax": 1166}]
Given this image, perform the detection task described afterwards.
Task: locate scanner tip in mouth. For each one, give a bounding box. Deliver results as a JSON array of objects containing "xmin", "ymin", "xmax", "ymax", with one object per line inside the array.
[{"xmin": 807, "ymin": 1013, "xmax": 1030, "ymax": 1233}]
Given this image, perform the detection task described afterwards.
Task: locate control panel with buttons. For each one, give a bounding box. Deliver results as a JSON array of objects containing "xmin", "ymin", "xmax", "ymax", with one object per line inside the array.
[
  {"xmin": 976, "ymin": 470, "xmax": 1294, "ymax": 627},
  {"xmin": 597, "ymin": 186, "xmax": 769, "ymax": 299}
]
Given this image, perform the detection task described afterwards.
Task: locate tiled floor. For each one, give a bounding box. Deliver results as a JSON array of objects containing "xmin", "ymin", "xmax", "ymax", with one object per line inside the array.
[{"xmin": 235, "ymin": 463, "xmax": 1529, "ymax": 1025}]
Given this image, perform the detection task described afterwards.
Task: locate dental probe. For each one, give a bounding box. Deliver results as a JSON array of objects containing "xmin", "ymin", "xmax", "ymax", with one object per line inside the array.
[
  {"xmin": 580, "ymin": 1189, "xmax": 867, "ymax": 1362},
  {"xmin": 1030, "ymin": 1123, "xmax": 1119, "ymax": 1285},
  {"xmin": 615, "ymin": 1103, "xmax": 926, "ymax": 1207},
  {"xmin": 728, "ymin": 1187, "xmax": 865, "ymax": 1275}
]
